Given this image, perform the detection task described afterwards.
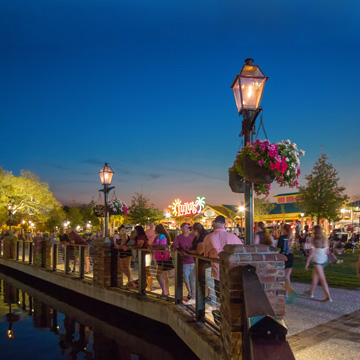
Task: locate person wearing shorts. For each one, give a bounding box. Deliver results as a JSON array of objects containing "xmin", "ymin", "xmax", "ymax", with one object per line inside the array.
[
  {"xmin": 151, "ymin": 224, "xmax": 172, "ymax": 296},
  {"xmin": 304, "ymin": 226, "xmax": 332, "ymax": 302},
  {"xmin": 172, "ymin": 222, "xmax": 195, "ymax": 303}
]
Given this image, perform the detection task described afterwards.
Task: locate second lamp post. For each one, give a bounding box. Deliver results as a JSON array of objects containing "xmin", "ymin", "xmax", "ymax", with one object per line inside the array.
[{"xmin": 99, "ymin": 163, "xmax": 114, "ymax": 239}]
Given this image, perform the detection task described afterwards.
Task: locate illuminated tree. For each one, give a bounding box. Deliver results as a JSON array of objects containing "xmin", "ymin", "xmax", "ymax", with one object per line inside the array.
[
  {"xmin": 297, "ymin": 153, "xmax": 348, "ymax": 224},
  {"xmin": 0, "ymin": 168, "xmax": 59, "ymax": 217}
]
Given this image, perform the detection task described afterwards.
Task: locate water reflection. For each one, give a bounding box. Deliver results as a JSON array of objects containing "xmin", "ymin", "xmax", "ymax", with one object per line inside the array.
[{"xmin": 0, "ymin": 272, "xmax": 198, "ymax": 360}]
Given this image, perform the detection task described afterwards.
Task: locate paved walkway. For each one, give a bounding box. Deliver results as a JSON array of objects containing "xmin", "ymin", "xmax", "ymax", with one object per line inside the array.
[{"xmin": 284, "ymin": 282, "xmax": 360, "ymax": 359}]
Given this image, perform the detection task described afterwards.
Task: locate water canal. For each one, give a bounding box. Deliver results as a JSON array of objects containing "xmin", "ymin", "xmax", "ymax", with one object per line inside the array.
[{"xmin": 0, "ymin": 267, "xmax": 199, "ymax": 360}]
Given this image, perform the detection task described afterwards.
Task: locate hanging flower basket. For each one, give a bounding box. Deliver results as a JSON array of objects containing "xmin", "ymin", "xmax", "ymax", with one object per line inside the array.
[
  {"xmin": 109, "ymin": 199, "xmax": 128, "ymax": 217},
  {"xmin": 6, "ymin": 219, "xmax": 19, "ymax": 226},
  {"xmin": 241, "ymin": 155, "xmax": 275, "ymax": 184},
  {"xmin": 229, "ymin": 139, "xmax": 305, "ymax": 196},
  {"xmin": 229, "ymin": 171, "xmax": 245, "ymax": 193},
  {"xmin": 94, "ymin": 205, "xmax": 105, "ymax": 217}
]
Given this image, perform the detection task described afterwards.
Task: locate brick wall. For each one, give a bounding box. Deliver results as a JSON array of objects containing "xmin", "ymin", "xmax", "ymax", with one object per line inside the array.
[{"xmin": 219, "ymin": 244, "xmax": 287, "ymax": 360}]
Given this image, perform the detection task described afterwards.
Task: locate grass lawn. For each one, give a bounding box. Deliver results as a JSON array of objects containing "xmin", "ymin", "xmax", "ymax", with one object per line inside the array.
[{"xmin": 291, "ymin": 249, "xmax": 360, "ymax": 290}]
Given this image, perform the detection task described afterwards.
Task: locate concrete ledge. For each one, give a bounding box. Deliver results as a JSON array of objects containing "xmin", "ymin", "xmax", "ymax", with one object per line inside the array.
[{"xmin": 0, "ymin": 258, "xmax": 222, "ymax": 360}]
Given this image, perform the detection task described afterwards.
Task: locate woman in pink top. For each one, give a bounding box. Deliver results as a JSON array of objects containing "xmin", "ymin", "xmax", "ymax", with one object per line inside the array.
[{"xmin": 151, "ymin": 224, "xmax": 172, "ymax": 296}]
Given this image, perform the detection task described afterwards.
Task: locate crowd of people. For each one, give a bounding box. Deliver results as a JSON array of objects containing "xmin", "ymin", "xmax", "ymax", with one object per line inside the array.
[
  {"xmin": 108, "ymin": 215, "xmax": 242, "ymax": 312},
  {"xmin": 3, "ymin": 217, "xmax": 360, "ymax": 310}
]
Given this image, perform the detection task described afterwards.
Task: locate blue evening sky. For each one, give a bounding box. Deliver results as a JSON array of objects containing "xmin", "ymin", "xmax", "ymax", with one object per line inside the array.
[{"xmin": 1, "ymin": 1, "xmax": 359, "ymax": 210}]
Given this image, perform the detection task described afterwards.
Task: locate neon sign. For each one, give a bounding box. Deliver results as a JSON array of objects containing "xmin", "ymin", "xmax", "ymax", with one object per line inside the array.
[{"xmin": 171, "ymin": 196, "xmax": 206, "ymax": 217}]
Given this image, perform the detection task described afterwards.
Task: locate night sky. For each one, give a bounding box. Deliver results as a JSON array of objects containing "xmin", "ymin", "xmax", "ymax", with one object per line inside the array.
[{"xmin": 1, "ymin": 1, "xmax": 359, "ymax": 211}]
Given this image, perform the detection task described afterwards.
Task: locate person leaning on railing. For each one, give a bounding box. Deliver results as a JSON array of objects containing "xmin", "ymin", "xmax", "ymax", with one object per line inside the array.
[
  {"xmin": 186, "ymin": 222, "xmax": 217, "ymax": 307},
  {"xmin": 134, "ymin": 225, "xmax": 153, "ymax": 291},
  {"xmin": 59, "ymin": 228, "xmax": 71, "ymax": 271},
  {"xmin": 204, "ymin": 215, "xmax": 243, "ymax": 303},
  {"xmin": 150, "ymin": 224, "xmax": 172, "ymax": 296},
  {"xmin": 114, "ymin": 225, "xmax": 133, "ymax": 285},
  {"xmin": 67, "ymin": 228, "xmax": 89, "ymax": 273},
  {"xmin": 172, "ymin": 222, "xmax": 195, "ymax": 304}
]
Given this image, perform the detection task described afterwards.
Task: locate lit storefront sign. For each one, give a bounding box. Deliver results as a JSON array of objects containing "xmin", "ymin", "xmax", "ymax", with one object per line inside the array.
[
  {"xmin": 204, "ymin": 209, "xmax": 216, "ymax": 218},
  {"xmin": 171, "ymin": 196, "xmax": 206, "ymax": 217}
]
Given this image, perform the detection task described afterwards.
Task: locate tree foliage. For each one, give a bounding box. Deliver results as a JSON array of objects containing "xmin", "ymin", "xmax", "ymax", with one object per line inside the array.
[
  {"xmin": 0, "ymin": 168, "xmax": 60, "ymax": 227},
  {"xmin": 297, "ymin": 153, "xmax": 348, "ymax": 224},
  {"xmin": 254, "ymin": 198, "xmax": 276, "ymax": 221},
  {"xmin": 78, "ymin": 201, "xmax": 100, "ymax": 228},
  {"xmin": 45, "ymin": 206, "xmax": 67, "ymax": 231},
  {"xmin": 128, "ymin": 193, "xmax": 163, "ymax": 226}
]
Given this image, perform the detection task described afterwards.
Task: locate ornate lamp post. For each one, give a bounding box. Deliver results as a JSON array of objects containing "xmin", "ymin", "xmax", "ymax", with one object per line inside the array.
[
  {"xmin": 231, "ymin": 58, "xmax": 268, "ymax": 244},
  {"xmin": 99, "ymin": 163, "xmax": 114, "ymax": 239}
]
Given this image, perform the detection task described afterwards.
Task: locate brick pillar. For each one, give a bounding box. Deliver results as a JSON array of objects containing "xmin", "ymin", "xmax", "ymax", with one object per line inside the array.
[
  {"xmin": 93, "ymin": 237, "xmax": 112, "ymax": 288},
  {"xmin": 31, "ymin": 237, "xmax": 51, "ymax": 267},
  {"xmin": 3, "ymin": 236, "xmax": 17, "ymax": 259},
  {"xmin": 33, "ymin": 236, "xmax": 43, "ymax": 266},
  {"xmin": 219, "ymin": 244, "xmax": 287, "ymax": 360},
  {"xmin": 44, "ymin": 240, "xmax": 51, "ymax": 267}
]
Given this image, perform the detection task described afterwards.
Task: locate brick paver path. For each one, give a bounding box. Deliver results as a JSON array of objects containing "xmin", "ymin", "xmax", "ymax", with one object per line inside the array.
[{"xmin": 284, "ymin": 283, "xmax": 360, "ymax": 359}]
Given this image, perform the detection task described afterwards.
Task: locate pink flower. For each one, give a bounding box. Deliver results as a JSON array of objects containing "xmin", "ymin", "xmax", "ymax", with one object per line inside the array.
[{"xmin": 258, "ymin": 160, "xmax": 264, "ymax": 165}]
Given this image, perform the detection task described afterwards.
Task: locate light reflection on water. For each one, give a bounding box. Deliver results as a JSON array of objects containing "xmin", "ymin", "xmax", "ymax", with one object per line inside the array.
[{"xmin": 0, "ymin": 271, "xmax": 199, "ymax": 360}]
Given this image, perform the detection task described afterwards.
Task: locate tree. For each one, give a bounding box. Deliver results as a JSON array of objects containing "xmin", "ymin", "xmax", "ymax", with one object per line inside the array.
[
  {"xmin": 0, "ymin": 168, "xmax": 60, "ymax": 221},
  {"xmin": 66, "ymin": 207, "xmax": 84, "ymax": 229},
  {"xmin": 45, "ymin": 206, "xmax": 67, "ymax": 231},
  {"xmin": 297, "ymin": 153, "xmax": 348, "ymax": 224},
  {"xmin": 78, "ymin": 201, "xmax": 100, "ymax": 228},
  {"xmin": 128, "ymin": 193, "xmax": 163, "ymax": 226},
  {"xmin": 254, "ymin": 198, "xmax": 276, "ymax": 221}
]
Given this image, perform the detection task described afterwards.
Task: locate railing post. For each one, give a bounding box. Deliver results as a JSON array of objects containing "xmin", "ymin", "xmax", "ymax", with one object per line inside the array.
[
  {"xmin": 138, "ymin": 250, "xmax": 146, "ymax": 294},
  {"xmin": 52, "ymin": 244, "xmax": 58, "ymax": 271},
  {"xmin": 174, "ymin": 250, "xmax": 183, "ymax": 304},
  {"xmin": 16, "ymin": 240, "xmax": 20, "ymax": 261},
  {"xmin": 110, "ymin": 246, "xmax": 118, "ymax": 287},
  {"xmin": 65, "ymin": 246, "xmax": 70, "ymax": 274},
  {"xmin": 29, "ymin": 242, "xmax": 33, "ymax": 264},
  {"xmin": 41, "ymin": 240, "xmax": 46, "ymax": 268},
  {"xmin": 79, "ymin": 246, "xmax": 85, "ymax": 278},
  {"xmin": 195, "ymin": 257, "xmax": 206, "ymax": 322},
  {"xmin": 22, "ymin": 241, "xmax": 26, "ymax": 262}
]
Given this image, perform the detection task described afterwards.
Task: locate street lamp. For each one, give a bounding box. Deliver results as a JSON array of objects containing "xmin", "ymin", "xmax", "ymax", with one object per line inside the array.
[
  {"xmin": 231, "ymin": 58, "xmax": 268, "ymax": 244},
  {"xmin": 99, "ymin": 163, "xmax": 114, "ymax": 239}
]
